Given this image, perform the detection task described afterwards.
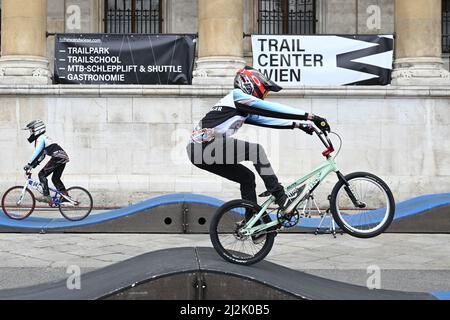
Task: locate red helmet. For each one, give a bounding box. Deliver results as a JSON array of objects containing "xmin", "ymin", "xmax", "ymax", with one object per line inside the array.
[{"xmin": 234, "ymin": 66, "xmax": 282, "ymax": 99}]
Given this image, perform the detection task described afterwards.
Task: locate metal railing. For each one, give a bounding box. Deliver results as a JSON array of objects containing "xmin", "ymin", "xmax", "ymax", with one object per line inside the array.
[
  {"xmin": 444, "ymin": 0, "xmax": 450, "ymax": 53},
  {"xmin": 258, "ymin": 0, "xmax": 316, "ymax": 35},
  {"xmin": 104, "ymin": 0, "xmax": 161, "ymax": 34}
]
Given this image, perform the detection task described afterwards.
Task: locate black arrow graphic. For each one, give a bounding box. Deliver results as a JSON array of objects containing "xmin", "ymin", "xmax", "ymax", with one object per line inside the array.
[{"xmin": 336, "ymin": 36, "xmax": 394, "ymax": 85}]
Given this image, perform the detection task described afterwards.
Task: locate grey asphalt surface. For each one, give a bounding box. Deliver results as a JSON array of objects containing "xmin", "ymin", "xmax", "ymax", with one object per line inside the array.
[{"xmin": 0, "ymin": 233, "xmax": 449, "ymax": 294}]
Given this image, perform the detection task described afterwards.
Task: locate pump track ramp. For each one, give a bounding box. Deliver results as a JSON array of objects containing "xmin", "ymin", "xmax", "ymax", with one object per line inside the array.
[
  {"xmin": 0, "ymin": 247, "xmax": 445, "ymax": 300},
  {"xmin": 0, "ymin": 193, "xmax": 449, "ymax": 233}
]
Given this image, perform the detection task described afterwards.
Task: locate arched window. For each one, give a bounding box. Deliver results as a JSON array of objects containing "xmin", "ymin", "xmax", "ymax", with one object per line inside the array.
[
  {"xmin": 258, "ymin": 0, "xmax": 316, "ymax": 35},
  {"xmin": 444, "ymin": 0, "xmax": 450, "ymax": 53},
  {"xmin": 104, "ymin": 0, "xmax": 162, "ymax": 33}
]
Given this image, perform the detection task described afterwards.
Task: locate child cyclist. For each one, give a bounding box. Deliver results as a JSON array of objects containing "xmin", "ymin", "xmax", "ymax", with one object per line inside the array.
[
  {"xmin": 187, "ymin": 66, "xmax": 330, "ymax": 214},
  {"xmin": 22, "ymin": 120, "xmax": 71, "ymax": 205}
]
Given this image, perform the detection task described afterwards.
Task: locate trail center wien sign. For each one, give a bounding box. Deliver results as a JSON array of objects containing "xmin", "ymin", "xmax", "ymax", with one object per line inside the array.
[{"xmin": 252, "ymin": 35, "xmax": 394, "ymax": 86}]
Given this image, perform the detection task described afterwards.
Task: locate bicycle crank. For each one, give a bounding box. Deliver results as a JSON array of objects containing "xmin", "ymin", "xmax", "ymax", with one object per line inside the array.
[{"xmin": 277, "ymin": 209, "xmax": 300, "ymax": 228}]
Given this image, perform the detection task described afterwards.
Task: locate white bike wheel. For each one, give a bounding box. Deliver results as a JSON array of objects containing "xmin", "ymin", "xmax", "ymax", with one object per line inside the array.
[
  {"xmin": 1, "ymin": 186, "xmax": 36, "ymax": 220},
  {"xmin": 330, "ymin": 172, "xmax": 395, "ymax": 238}
]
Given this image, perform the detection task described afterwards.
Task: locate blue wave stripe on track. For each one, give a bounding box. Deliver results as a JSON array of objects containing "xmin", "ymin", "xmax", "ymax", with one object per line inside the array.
[
  {"xmin": 0, "ymin": 193, "xmax": 224, "ymax": 231},
  {"xmin": 0, "ymin": 193, "xmax": 449, "ymax": 231},
  {"xmin": 431, "ymin": 292, "xmax": 450, "ymax": 300}
]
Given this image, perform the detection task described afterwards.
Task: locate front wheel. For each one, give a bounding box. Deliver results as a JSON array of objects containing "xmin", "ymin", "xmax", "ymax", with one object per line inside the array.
[
  {"xmin": 1, "ymin": 186, "xmax": 36, "ymax": 220},
  {"xmin": 330, "ymin": 172, "xmax": 395, "ymax": 238},
  {"xmin": 58, "ymin": 186, "xmax": 93, "ymax": 221},
  {"xmin": 209, "ymin": 199, "xmax": 276, "ymax": 265}
]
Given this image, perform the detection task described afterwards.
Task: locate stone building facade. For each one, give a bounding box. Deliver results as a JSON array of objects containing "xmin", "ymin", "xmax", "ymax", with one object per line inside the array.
[{"xmin": 0, "ymin": 0, "xmax": 449, "ymax": 207}]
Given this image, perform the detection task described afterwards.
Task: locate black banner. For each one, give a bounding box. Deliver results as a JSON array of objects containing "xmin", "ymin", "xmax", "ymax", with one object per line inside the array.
[{"xmin": 54, "ymin": 34, "xmax": 196, "ymax": 85}]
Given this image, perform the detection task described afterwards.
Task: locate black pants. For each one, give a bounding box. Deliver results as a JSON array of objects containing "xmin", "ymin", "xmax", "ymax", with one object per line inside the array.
[
  {"xmin": 38, "ymin": 159, "xmax": 67, "ymax": 196},
  {"xmin": 187, "ymin": 137, "xmax": 285, "ymax": 204}
]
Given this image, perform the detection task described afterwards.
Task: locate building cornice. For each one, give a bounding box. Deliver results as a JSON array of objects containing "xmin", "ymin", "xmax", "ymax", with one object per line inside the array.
[{"xmin": 0, "ymin": 85, "xmax": 448, "ymax": 98}]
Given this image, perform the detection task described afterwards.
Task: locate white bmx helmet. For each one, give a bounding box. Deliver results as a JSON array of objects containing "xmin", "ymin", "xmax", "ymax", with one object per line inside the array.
[{"xmin": 23, "ymin": 119, "xmax": 46, "ymax": 143}]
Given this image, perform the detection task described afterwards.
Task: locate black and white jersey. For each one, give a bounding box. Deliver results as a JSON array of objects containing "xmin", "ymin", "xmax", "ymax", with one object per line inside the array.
[
  {"xmin": 29, "ymin": 135, "xmax": 69, "ymax": 168},
  {"xmin": 191, "ymin": 89, "xmax": 309, "ymax": 143}
]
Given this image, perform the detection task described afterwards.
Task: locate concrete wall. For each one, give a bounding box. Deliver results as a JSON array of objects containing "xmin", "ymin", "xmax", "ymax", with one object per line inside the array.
[
  {"xmin": 0, "ymin": 86, "xmax": 448, "ymax": 207},
  {"xmin": 166, "ymin": 0, "xmax": 198, "ymax": 34},
  {"xmin": 444, "ymin": 54, "xmax": 450, "ymax": 72},
  {"xmin": 320, "ymin": 0, "xmax": 394, "ymax": 34}
]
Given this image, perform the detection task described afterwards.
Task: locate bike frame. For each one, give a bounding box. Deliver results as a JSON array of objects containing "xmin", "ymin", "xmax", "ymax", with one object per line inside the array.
[
  {"xmin": 241, "ymin": 157, "xmax": 339, "ymax": 236},
  {"xmin": 19, "ymin": 173, "xmax": 74, "ymax": 207},
  {"xmin": 241, "ymin": 129, "xmax": 340, "ymax": 236}
]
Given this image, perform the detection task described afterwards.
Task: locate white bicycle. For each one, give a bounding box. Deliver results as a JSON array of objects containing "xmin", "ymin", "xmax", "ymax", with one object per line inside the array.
[{"xmin": 1, "ymin": 170, "xmax": 93, "ymax": 221}]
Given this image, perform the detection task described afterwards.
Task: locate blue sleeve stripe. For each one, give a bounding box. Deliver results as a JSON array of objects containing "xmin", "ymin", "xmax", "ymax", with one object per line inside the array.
[
  {"xmin": 246, "ymin": 115, "xmax": 295, "ymax": 129},
  {"xmin": 233, "ymin": 89, "xmax": 307, "ymax": 119},
  {"xmin": 30, "ymin": 138, "xmax": 45, "ymax": 163}
]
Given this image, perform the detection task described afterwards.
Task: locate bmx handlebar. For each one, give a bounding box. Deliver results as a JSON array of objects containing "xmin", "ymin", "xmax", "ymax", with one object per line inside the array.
[{"xmin": 313, "ymin": 127, "xmax": 334, "ymax": 158}]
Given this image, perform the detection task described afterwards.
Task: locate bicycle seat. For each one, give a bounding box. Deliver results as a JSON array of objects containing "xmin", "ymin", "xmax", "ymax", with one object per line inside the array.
[{"xmin": 258, "ymin": 191, "xmax": 271, "ymax": 198}]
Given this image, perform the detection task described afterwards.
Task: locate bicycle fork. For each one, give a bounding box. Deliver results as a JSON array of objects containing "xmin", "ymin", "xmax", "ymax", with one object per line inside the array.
[
  {"xmin": 336, "ymin": 172, "xmax": 366, "ymax": 208},
  {"xmin": 17, "ymin": 185, "xmax": 28, "ymax": 206}
]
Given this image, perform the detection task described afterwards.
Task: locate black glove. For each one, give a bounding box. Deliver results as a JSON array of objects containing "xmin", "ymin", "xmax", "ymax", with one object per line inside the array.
[
  {"xmin": 23, "ymin": 163, "xmax": 32, "ymax": 171},
  {"xmin": 297, "ymin": 123, "xmax": 314, "ymax": 135},
  {"xmin": 313, "ymin": 116, "xmax": 331, "ymax": 133}
]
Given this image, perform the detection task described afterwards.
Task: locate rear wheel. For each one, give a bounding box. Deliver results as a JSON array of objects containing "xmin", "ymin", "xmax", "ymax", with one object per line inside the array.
[
  {"xmin": 209, "ymin": 199, "xmax": 276, "ymax": 265},
  {"xmin": 58, "ymin": 186, "xmax": 93, "ymax": 221},
  {"xmin": 1, "ymin": 186, "xmax": 35, "ymax": 220},
  {"xmin": 330, "ymin": 172, "xmax": 395, "ymax": 238}
]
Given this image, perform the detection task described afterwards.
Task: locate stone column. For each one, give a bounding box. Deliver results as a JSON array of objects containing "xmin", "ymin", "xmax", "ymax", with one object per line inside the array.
[
  {"xmin": 0, "ymin": 0, "xmax": 50, "ymax": 84},
  {"xmin": 392, "ymin": 0, "xmax": 450, "ymax": 85},
  {"xmin": 193, "ymin": 0, "xmax": 246, "ymax": 85}
]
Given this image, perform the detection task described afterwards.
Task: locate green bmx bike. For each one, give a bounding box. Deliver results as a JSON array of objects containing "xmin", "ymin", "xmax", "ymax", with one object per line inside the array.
[{"xmin": 209, "ymin": 127, "xmax": 395, "ymax": 265}]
